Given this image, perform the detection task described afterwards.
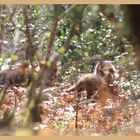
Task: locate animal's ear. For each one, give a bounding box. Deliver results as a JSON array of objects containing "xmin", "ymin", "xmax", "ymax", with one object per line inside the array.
[
  {"xmin": 98, "ymin": 60, "xmax": 104, "ymax": 68},
  {"xmin": 94, "ymin": 60, "xmax": 105, "ymax": 75},
  {"xmin": 99, "ymin": 69, "xmax": 105, "ymax": 77}
]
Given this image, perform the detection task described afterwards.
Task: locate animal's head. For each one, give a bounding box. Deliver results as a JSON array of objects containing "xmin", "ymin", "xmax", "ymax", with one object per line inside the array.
[{"xmin": 94, "ymin": 61, "xmax": 119, "ymax": 84}]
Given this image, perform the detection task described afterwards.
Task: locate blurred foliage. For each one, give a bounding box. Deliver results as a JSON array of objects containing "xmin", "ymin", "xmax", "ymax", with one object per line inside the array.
[
  {"xmin": 0, "ymin": 4, "xmax": 139, "ymax": 91},
  {"xmin": 0, "ymin": 6, "xmax": 134, "ymax": 65}
]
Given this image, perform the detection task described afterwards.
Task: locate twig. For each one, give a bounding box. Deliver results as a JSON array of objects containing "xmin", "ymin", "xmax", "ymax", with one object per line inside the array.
[
  {"xmin": 75, "ymin": 92, "xmax": 79, "ymax": 129},
  {"xmin": 58, "ymin": 5, "xmax": 76, "ymax": 20},
  {"xmin": 45, "ymin": 5, "xmax": 77, "ymax": 61},
  {"xmin": 22, "ymin": 6, "xmax": 35, "ymax": 62},
  {"xmin": 45, "ymin": 14, "xmax": 59, "ymax": 60}
]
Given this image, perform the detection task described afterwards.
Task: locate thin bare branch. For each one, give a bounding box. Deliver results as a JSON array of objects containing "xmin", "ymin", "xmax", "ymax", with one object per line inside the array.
[
  {"xmin": 45, "ymin": 5, "xmax": 77, "ymax": 61},
  {"xmin": 45, "ymin": 17, "xmax": 59, "ymax": 61},
  {"xmin": 58, "ymin": 5, "xmax": 76, "ymax": 20},
  {"xmin": 22, "ymin": 6, "xmax": 35, "ymax": 62}
]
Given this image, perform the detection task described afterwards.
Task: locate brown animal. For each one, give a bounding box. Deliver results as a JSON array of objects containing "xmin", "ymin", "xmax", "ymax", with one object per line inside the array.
[
  {"xmin": 67, "ymin": 61, "xmax": 118, "ymax": 100},
  {"xmin": 0, "ymin": 63, "xmax": 33, "ymax": 86},
  {"xmin": 0, "ymin": 60, "xmax": 58, "ymax": 87}
]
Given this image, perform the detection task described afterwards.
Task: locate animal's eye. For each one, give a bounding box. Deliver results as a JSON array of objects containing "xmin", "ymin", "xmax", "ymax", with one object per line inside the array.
[{"xmin": 110, "ymin": 68, "xmax": 115, "ymax": 73}]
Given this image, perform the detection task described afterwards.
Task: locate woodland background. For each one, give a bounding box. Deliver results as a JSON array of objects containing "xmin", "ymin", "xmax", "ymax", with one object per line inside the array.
[{"xmin": 0, "ymin": 5, "xmax": 140, "ymax": 136}]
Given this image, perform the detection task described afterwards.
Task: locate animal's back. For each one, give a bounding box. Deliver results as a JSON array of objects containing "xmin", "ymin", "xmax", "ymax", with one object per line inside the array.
[{"xmin": 67, "ymin": 73, "xmax": 103, "ymax": 92}]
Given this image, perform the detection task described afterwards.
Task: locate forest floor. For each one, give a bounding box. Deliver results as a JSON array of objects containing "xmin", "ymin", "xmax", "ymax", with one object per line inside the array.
[{"xmin": 0, "ymin": 81, "xmax": 140, "ymax": 136}]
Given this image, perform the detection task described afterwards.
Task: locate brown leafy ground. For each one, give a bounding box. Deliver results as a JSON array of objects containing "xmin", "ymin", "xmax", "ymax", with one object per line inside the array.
[{"xmin": 0, "ymin": 81, "xmax": 140, "ymax": 136}]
